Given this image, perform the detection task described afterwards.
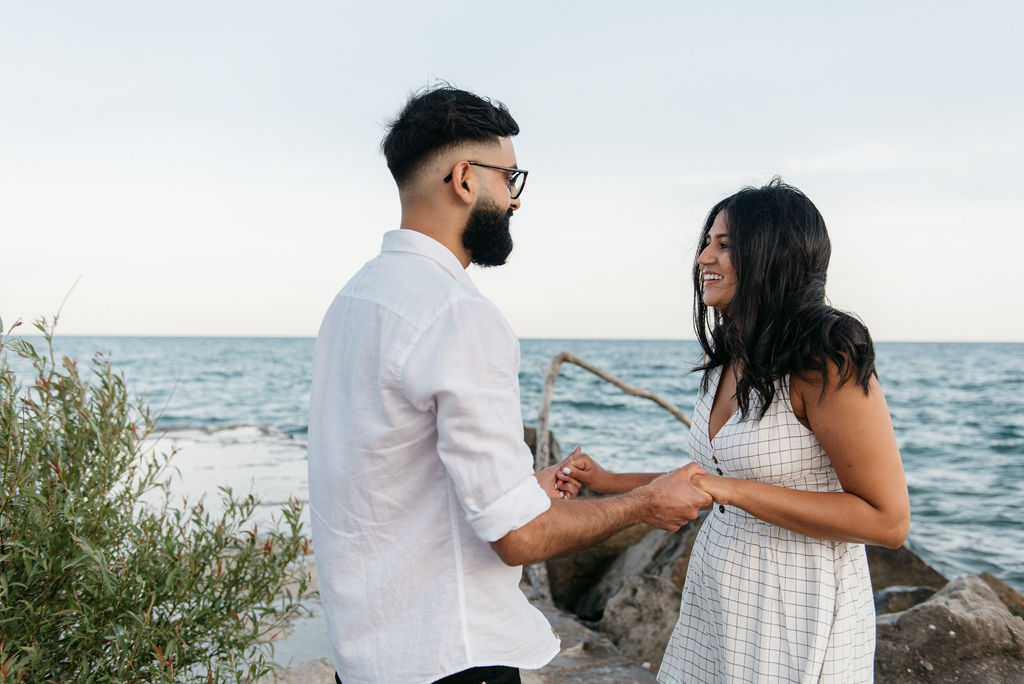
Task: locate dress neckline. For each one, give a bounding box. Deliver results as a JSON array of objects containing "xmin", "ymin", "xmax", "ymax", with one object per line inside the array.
[{"xmin": 707, "ymin": 365, "xmax": 742, "ymax": 445}]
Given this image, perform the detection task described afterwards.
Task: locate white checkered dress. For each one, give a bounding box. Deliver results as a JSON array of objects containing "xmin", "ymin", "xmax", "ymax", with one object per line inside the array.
[{"xmin": 658, "ymin": 366, "xmax": 875, "ymax": 683}]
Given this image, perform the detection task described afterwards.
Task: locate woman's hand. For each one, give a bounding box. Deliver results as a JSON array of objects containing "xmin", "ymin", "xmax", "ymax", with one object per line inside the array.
[
  {"xmin": 690, "ymin": 472, "xmax": 732, "ymax": 507},
  {"xmin": 554, "ymin": 447, "xmax": 612, "ymax": 495},
  {"xmin": 535, "ymin": 459, "xmax": 579, "ymax": 499},
  {"xmin": 555, "ymin": 448, "xmax": 667, "ymax": 496}
]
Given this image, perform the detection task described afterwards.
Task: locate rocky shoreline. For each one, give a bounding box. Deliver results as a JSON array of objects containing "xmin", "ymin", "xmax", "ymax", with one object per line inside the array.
[
  {"xmin": 545, "ymin": 515, "xmax": 1024, "ymax": 682},
  {"xmin": 263, "ymin": 515, "xmax": 1024, "ymax": 684},
  {"xmin": 263, "ymin": 428, "xmax": 1024, "ymax": 682}
]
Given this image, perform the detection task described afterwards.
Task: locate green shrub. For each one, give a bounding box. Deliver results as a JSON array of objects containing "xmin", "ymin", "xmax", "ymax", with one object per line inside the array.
[{"xmin": 0, "ymin": 317, "xmax": 311, "ymax": 683}]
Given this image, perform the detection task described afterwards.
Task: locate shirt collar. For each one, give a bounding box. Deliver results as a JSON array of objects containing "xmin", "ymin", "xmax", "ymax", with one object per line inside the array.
[{"xmin": 381, "ymin": 229, "xmax": 476, "ymax": 289}]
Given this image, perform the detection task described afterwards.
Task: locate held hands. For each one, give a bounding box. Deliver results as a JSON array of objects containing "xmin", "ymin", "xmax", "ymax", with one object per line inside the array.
[
  {"xmin": 640, "ymin": 462, "xmax": 713, "ymax": 531},
  {"xmin": 537, "ymin": 446, "xmax": 607, "ymax": 499},
  {"xmin": 553, "ymin": 447, "xmax": 611, "ymax": 495},
  {"xmin": 689, "ymin": 472, "xmax": 731, "ymax": 506},
  {"xmin": 541, "ymin": 449, "xmax": 717, "ymax": 530},
  {"xmin": 535, "ymin": 446, "xmax": 587, "ymax": 500},
  {"xmin": 534, "ymin": 461, "xmax": 571, "ymax": 500}
]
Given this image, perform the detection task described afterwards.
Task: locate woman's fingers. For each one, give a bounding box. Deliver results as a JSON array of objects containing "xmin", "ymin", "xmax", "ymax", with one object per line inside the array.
[{"xmin": 556, "ymin": 479, "xmax": 581, "ymax": 499}]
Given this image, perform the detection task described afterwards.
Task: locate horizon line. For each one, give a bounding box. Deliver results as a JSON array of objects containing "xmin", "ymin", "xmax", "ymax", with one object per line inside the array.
[{"xmin": 8, "ymin": 332, "xmax": 1024, "ymax": 344}]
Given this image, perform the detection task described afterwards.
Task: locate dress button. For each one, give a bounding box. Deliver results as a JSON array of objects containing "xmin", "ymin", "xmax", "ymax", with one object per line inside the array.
[
  {"xmin": 712, "ymin": 456, "xmax": 718, "ymax": 464},
  {"xmin": 719, "ymin": 504, "xmax": 725, "ymax": 513},
  {"xmin": 716, "ymin": 468, "xmax": 723, "ymax": 475}
]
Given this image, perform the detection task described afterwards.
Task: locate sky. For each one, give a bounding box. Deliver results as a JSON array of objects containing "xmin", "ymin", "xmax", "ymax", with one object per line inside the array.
[{"xmin": 2, "ymin": 1, "xmax": 1022, "ymax": 341}]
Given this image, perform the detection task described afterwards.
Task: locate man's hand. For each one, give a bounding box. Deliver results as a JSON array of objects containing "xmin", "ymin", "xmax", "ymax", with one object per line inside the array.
[
  {"xmin": 690, "ymin": 472, "xmax": 732, "ymax": 506},
  {"xmin": 496, "ymin": 459, "xmax": 711, "ymax": 566},
  {"xmin": 639, "ymin": 462, "xmax": 712, "ymax": 531},
  {"xmin": 535, "ymin": 452, "xmax": 582, "ymax": 499}
]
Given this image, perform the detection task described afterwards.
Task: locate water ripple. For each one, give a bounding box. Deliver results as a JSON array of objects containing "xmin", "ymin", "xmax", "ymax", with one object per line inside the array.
[{"xmin": 6, "ymin": 336, "xmax": 1022, "ymax": 592}]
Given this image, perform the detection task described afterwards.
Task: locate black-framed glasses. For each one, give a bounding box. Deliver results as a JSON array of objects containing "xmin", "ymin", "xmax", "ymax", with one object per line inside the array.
[{"xmin": 443, "ymin": 161, "xmax": 529, "ymax": 199}]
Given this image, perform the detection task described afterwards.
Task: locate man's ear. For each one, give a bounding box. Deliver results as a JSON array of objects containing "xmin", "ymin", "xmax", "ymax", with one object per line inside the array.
[{"xmin": 448, "ymin": 161, "xmax": 476, "ymax": 206}]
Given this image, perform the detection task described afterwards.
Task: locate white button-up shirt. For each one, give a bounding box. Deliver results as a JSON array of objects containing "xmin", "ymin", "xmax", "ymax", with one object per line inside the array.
[{"xmin": 308, "ymin": 229, "xmax": 559, "ymax": 684}]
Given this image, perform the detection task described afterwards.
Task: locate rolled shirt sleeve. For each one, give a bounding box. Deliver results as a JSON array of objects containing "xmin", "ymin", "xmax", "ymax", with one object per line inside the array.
[{"xmin": 401, "ymin": 297, "xmax": 551, "ymax": 542}]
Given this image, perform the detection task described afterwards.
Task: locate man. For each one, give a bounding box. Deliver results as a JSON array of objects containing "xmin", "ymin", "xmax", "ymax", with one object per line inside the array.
[{"xmin": 308, "ymin": 85, "xmax": 711, "ymax": 684}]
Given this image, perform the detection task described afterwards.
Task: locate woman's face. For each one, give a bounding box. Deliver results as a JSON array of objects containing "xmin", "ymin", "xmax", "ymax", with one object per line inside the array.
[{"xmin": 697, "ymin": 211, "xmax": 736, "ymax": 311}]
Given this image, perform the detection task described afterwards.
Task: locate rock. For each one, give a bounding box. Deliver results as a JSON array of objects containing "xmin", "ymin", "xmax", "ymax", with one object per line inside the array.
[
  {"xmin": 523, "ymin": 598, "xmax": 657, "ymax": 683},
  {"xmin": 266, "ymin": 565, "xmax": 658, "ymax": 684},
  {"xmin": 874, "ymin": 585, "xmax": 939, "ymax": 615},
  {"xmin": 979, "ymin": 572, "xmax": 1024, "ymax": 620},
  {"xmin": 867, "ymin": 544, "xmax": 948, "ymax": 592},
  {"xmin": 874, "ymin": 574, "xmax": 1024, "ymax": 683},
  {"xmin": 599, "ymin": 575, "xmax": 682, "ymax": 672},
  {"xmin": 547, "ymin": 524, "xmax": 653, "ymax": 612},
  {"xmin": 574, "ymin": 514, "xmax": 706, "ymax": 621},
  {"xmin": 541, "ymin": 507, "xmax": 706, "ymax": 673}
]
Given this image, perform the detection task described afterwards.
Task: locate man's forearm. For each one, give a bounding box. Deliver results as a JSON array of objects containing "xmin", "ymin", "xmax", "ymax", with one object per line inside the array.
[
  {"xmin": 491, "ymin": 490, "xmax": 651, "ymax": 566},
  {"xmin": 492, "ymin": 462, "xmax": 710, "ymax": 566}
]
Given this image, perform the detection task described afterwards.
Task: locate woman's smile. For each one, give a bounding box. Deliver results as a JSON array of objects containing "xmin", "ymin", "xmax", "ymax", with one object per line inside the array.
[{"xmin": 697, "ymin": 211, "xmax": 736, "ymax": 310}]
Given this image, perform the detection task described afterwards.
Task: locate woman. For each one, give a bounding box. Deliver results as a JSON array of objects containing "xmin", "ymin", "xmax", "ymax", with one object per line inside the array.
[{"xmin": 558, "ymin": 179, "xmax": 909, "ymax": 683}]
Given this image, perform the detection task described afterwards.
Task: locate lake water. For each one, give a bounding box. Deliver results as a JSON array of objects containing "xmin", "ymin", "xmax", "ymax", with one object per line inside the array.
[{"xmin": 6, "ymin": 335, "xmax": 1022, "ymax": 591}]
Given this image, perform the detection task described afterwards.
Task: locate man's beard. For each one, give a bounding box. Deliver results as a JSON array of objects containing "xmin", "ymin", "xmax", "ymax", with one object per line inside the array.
[{"xmin": 461, "ymin": 200, "xmax": 513, "ymax": 267}]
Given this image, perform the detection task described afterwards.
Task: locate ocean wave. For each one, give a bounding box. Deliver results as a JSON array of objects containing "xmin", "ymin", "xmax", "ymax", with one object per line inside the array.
[{"xmin": 155, "ymin": 423, "xmax": 299, "ymax": 443}]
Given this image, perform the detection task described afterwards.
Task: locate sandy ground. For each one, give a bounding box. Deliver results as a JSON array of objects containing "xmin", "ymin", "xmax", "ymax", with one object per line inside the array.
[{"xmin": 144, "ymin": 426, "xmax": 311, "ymax": 527}]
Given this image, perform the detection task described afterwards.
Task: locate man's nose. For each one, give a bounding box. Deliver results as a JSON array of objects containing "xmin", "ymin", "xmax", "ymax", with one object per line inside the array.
[{"xmin": 509, "ymin": 196, "xmax": 522, "ymax": 211}]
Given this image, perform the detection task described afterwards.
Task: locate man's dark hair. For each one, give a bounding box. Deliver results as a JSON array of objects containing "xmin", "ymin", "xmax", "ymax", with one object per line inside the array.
[{"xmin": 381, "ymin": 85, "xmax": 520, "ymax": 186}]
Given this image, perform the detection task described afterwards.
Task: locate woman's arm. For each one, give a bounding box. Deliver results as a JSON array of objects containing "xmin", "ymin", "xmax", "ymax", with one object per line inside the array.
[
  {"xmin": 692, "ymin": 366, "xmax": 910, "ymax": 548},
  {"xmin": 554, "ymin": 451, "xmax": 663, "ymax": 495}
]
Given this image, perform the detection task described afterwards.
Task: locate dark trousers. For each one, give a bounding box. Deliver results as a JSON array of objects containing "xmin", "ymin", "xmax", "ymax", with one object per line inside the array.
[{"xmin": 335, "ymin": 665, "xmax": 521, "ymax": 684}]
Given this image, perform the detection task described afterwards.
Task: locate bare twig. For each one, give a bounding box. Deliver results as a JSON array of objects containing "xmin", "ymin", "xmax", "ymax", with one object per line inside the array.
[
  {"xmin": 525, "ymin": 351, "xmax": 693, "ymax": 602},
  {"xmin": 534, "ymin": 352, "xmax": 692, "ymax": 470}
]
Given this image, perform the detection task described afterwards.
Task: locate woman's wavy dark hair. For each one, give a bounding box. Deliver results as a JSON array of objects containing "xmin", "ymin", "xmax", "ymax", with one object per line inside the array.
[{"xmin": 693, "ymin": 178, "xmax": 876, "ymax": 419}]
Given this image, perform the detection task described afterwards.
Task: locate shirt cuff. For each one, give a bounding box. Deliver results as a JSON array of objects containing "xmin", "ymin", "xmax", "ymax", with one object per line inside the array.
[{"xmin": 466, "ymin": 473, "xmax": 552, "ymax": 543}]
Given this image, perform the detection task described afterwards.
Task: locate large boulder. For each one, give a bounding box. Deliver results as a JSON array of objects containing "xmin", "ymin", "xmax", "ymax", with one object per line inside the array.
[
  {"xmin": 579, "ymin": 516, "xmax": 707, "ymax": 672},
  {"xmin": 979, "ymin": 572, "xmax": 1024, "ymax": 621},
  {"xmin": 867, "ymin": 545, "xmax": 948, "ymax": 592},
  {"xmin": 547, "ymin": 524, "xmax": 653, "ymax": 612},
  {"xmin": 874, "ymin": 574, "xmax": 1024, "ymax": 683},
  {"xmin": 524, "ymin": 598, "xmax": 658, "ymax": 683},
  {"xmin": 598, "ymin": 574, "xmax": 681, "ymax": 672},
  {"xmin": 575, "ymin": 514, "xmax": 706, "ymax": 621},
  {"xmin": 875, "ymin": 585, "xmax": 939, "ymax": 615},
  {"xmin": 866, "ymin": 545, "xmax": 950, "ymax": 615}
]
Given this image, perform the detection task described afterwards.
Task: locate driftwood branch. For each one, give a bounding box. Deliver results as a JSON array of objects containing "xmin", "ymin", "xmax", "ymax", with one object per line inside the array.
[
  {"xmin": 534, "ymin": 351, "xmax": 692, "ymax": 470},
  {"xmin": 526, "ymin": 352, "xmax": 694, "ymax": 602}
]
